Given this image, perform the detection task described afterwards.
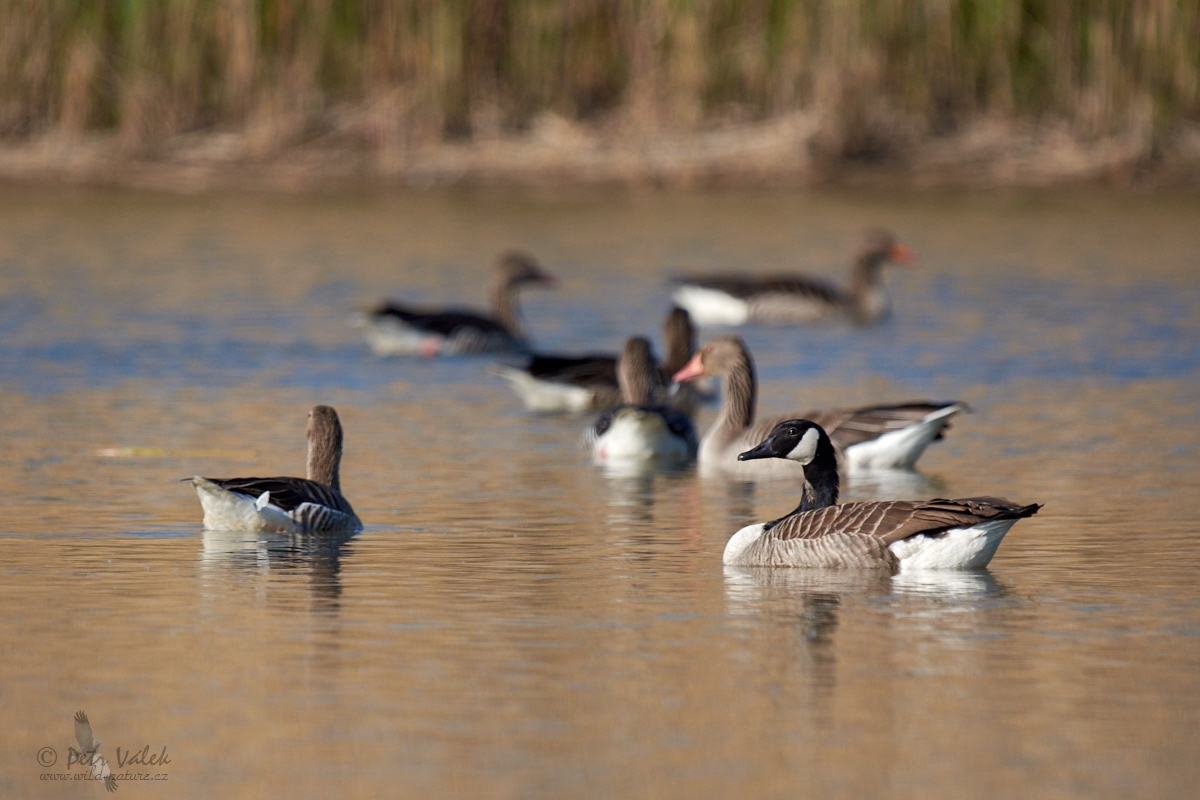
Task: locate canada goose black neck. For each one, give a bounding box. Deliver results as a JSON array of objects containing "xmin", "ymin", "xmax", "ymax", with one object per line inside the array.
[
  {"xmin": 796, "ymin": 427, "xmax": 839, "ymax": 512},
  {"xmin": 618, "ymin": 337, "xmax": 659, "ymax": 406},
  {"xmin": 306, "ymin": 405, "xmax": 344, "ymax": 491}
]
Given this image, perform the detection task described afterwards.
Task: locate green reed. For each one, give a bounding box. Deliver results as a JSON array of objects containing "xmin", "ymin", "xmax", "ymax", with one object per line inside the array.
[{"xmin": 1, "ymin": 0, "xmax": 1196, "ymax": 151}]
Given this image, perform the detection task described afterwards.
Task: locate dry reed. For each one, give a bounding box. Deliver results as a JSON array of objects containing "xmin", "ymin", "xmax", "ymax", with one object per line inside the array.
[{"xmin": 1, "ymin": 0, "xmax": 1196, "ymax": 157}]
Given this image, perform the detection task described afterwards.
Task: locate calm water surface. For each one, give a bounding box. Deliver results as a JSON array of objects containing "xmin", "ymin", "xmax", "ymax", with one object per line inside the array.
[{"xmin": 1, "ymin": 189, "xmax": 1198, "ymax": 798}]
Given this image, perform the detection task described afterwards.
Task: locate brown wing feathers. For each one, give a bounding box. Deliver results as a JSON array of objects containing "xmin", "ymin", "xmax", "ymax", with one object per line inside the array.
[
  {"xmin": 811, "ymin": 402, "xmax": 963, "ymax": 447},
  {"xmin": 765, "ymin": 498, "xmax": 1041, "ymax": 547}
]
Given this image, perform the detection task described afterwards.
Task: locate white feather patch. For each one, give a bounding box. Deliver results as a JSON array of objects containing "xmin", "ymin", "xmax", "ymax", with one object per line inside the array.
[
  {"xmin": 786, "ymin": 427, "xmax": 821, "ymax": 464},
  {"xmin": 671, "ymin": 286, "xmax": 750, "ymax": 326}
]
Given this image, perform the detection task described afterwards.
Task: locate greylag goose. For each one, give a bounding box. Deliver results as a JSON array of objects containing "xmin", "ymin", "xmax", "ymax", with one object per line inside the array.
[
  {"xmin": 725, "ymin": 419, "xmax": 1040, "ymax": 569},
  {"xmin": 494, "ymin": 306, "xmax": 701, "ymax": 413},
  {"xmin": 671, "ymin": 229, "xmax": 914, "ymax": 326},
  {"xmin": 672, "ymin": 335, "xmax": 965, "ymax": 477},
  {"xmin": 189, "ymin": 405, "xmax": 362, "ymax": 533},
  {"xmin": 357, "ymin": 250, "xmax": 555, "ymax": 356},
  {"xmin": 588, "ymin": 337, "xmax": 697, "ymax": 465}
]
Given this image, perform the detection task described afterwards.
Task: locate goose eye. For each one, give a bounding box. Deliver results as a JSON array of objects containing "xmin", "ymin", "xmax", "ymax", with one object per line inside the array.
[{"xmin": 786, "ymin": 428, "xmax": 797, "ymax": 437}]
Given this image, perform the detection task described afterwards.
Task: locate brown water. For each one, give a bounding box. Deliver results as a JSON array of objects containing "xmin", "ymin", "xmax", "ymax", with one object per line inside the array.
[{"xmin": 1, "ymin": 188, "xmax": 1199, "ymax": 798}]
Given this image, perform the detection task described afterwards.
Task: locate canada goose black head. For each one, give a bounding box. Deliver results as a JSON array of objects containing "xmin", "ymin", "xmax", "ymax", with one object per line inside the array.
[{"xmin": 738, "ymin": 419, "xmax": 832, "ymax": 466}]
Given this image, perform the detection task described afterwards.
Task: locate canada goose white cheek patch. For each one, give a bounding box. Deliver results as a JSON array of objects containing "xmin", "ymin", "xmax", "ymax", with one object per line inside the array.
[{"xmin": 786, "ymin": 427, "xmax": 820, "ymax": 463}]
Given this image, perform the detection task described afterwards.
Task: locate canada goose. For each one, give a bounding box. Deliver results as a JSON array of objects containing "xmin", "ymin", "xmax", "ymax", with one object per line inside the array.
[
  {"xmin": 189, "ymin": 405, "xmax": 362, "ymax": 533},
  {"xmin": 671, "ymin": 229, "xmax": 914, "ymax": 326},
  {"xmin": 725, "ymin": 419, "xmax": 1040, "ymax": 570},
  {"xmin": 356, "ymin": 250, "xmax": 555, "ymax": 356},
  {"xmin": 588, "ymin": 337, "xmax": 697, "ymax": 465},
  {"xmin": 672, "ymin": 335, "xmax": 965, "ymax": 477},
  {"xmin": 494, "ymin": 306, "xmax": 704, "ymax": 413}
]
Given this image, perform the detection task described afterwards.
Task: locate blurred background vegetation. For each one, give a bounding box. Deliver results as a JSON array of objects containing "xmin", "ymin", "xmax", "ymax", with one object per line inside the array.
[{"xmin": 1, "ymin": 0, "xmax": 1197, "ymax": 164}]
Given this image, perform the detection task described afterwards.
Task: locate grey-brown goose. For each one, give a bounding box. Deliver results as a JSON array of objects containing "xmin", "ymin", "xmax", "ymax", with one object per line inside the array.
[
  {"xmin": 587, "ymin": 337, "xmax": 697, "ymax": 465},
  {"xmin": 671, "ymin": 229, "xmax": 914, "ymax": 326},
  {"xmin": 357, "ymin": 251, "xmax": 555, "ymax": 356},
  {"xmin": 724, "ymin": 419, "xmax": 1040, "ymax": 570},
  {"xmin": 495, "ymin": 306, "xmax": 705, "ymax": 413},
  {"xmin": 189, "ymin": 406, "xmax": 362, "ymax": 533},
  {"xmin": 672, "ymin": 335, "xmax": 965, "ymax": 478}
]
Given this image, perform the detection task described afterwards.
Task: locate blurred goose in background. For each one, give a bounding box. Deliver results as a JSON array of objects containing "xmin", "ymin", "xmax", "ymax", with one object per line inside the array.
[
  {"xmin": 356, "ymin": 250, "xmax": 555, "ymax": 356},
  {"xmin": 724, "ymin": 419, "xmax": 1040, "ymax": 570},
  {"xmin": 673, "ymin": 335, "xmax": 965, "ymax": 478},
  {"xmin": 671, "ymin": 229, "xmax": 914, "ymax": 326},
  {"xmin": 588, "ymin": 337, "xmax": 697, "ymax": 466},
  {"xmin": 189, "ymin": 405, "xmax": 362, "ymax": 533},
  {"xmin": 495, "ymin": 306, "xmax": 707, "ymax": 413}
]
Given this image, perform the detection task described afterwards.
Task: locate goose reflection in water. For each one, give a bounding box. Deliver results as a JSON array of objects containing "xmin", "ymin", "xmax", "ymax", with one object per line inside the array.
[
  {"xmin": 603, "ymin": 473, "xmax": 658, "ymax": 526},
  {"xmin": 200, "ymin": 529, "xmax": 359, "ymax": 612},
  {"xmin": 724, "ymin": 567, "xmax": 892, "ymax": 698}
]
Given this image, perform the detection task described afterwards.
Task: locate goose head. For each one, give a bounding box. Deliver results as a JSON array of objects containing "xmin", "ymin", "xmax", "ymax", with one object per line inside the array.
[
  {"xmin": 671, "ymin": 334, "xmax": 750, "ymax": 383},
  {"xmin": 739, "ymin": 419, "xmax": 839, "ymax": 509},
  {"xmin": 495, "ymin": 250, "xmax": 557, "ymax": 287},
  {"xmin": 859, "ymin": 229, "xmax": 915, "ymax": 271},
  {"xmin": 738, "ymin": 419, "xmax": 829, "ymax": 465}
]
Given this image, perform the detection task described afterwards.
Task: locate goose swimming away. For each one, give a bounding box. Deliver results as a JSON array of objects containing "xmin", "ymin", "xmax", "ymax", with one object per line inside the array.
[
  {"xmin": 671, "ymin": 229, "xmax": 914, "ymax": 326},
  {"xmin": 588, "ymin": 337, "xmax": 697, "ymax": 466},
  {"xmin": 672, "ymin": 334, "xmax": 965, "ymax": 477},
  {"xmin": 189, "ymin": 405, "xmax": 362, "ymax": 533},
  {"xmin": 356, "ymin": 250, "xmax": 555, "ymax": 356},
  {"xmin": 494, "ymin": 306, "xmax": 703, "ymax": 413},
  {"xmin": 724, "ymin": 419, "xmax": 1040, "ymax": 570}
]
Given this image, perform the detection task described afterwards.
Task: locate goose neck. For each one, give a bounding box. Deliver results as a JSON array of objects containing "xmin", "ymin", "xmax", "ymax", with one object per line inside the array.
[
  {"xmin": 307, "ymin": 427, "xmax": 343, "ymax": 491},
  {"xmin": 717, "ymin": 350, "xmax": 756, "ymax": 433},
  {"xmin": 795, "ymin": 434, "xmax": 839, "ymax": 512},
  {"xmin": 489, "ymin": 276, "xmax": 524, "ymax": 338},
  {"xmin": 618, "ymin": 340, "xmax": 659, "ymax": 406},
  {"xmin": 847, "ymin": 252, "xmax": 885, "ymax": 299},
  {"xmin": 661, "ymin": 314, "xmax": 695, "ymax": 376}
]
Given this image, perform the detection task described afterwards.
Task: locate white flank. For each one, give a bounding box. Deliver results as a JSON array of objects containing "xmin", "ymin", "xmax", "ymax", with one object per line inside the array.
[
  {"xmin": 723, "ymin": 523, "xmax": 767, "ymax": 565},
  {"xmin": 671, "ymin": 286, "xmax": 750, "ymax": 326},
  {"xmin": 844, "ymin": 403, "xmax": 965, "ymax": 471},
  {"xmin": 593, "ymin": 410, "xmax": 692, "ymax": 465},
  {"xmin": 354, "ymin": 315, "xmax": 440, "ymax": 357},
  {"xmin": 191, "ymin": 477, "xmax": 299, "ymax": 533},
  {"xmin": 494, "ymin": 366, "xmax": 595, "ymax": 412},
  {"xmin": 889, "ymin": 518, "xmax": 1020, "ymax": 570}
]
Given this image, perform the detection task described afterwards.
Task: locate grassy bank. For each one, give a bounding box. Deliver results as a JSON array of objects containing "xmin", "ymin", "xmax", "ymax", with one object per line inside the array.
[{"xmin": 1, "ymin": 1, "xmax": 1198, "ymax": 187}]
